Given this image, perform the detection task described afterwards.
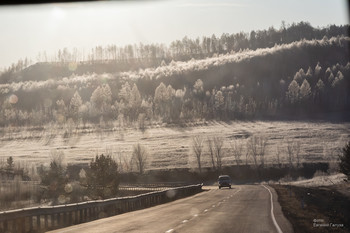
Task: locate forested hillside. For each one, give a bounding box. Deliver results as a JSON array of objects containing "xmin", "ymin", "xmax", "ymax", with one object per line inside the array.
[
  {"xmin": 0, "ymin": 22, "xmax": 348, "ymax": 82},
  {"xmin": 0, "ymin": 22, "xmax": 349, "ymax": 126}
]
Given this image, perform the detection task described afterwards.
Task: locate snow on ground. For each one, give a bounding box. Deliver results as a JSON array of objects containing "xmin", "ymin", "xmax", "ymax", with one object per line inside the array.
[
  {"xmin": 286, "ymin": 173, "xmax": 347, "ymax": 187},
  {"xmin": 0, "ymin": 120, "xmax": 349, "ymax": 170}
]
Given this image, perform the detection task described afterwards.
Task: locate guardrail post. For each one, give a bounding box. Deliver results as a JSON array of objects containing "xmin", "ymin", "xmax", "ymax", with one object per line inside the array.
[
  {"xmin": 44, "ymin": 214, "xmax": 48, "ymax": 229},
  {"xmin": 79, "ymin": 209, "xmax": 82, "ymax": 223},
  {"xmin": 84, "ymin": 208, "xmax": 87, "ymax": 222},
  {"xmin": 63, "ymin": 211, "xmax": 67, "ymax": 226},
  {"xmin": 57, "ymin": 213, "xmax": 61, "ymax": 227},
  {"xmin": 19, "ymin": 217, "xmax": 25, "ymax": 233},
  {"xmin": 92, "ymin": 207, "xmax": 96, "ymax": 219},
  {"xmin": 50, "ymin": 213, "xmax": 54, "ymax": 228},
  {"xmin": 68, "ymin": 211, "xmax": 72, "ymax": 226},
  {"xmin": 29, "ymin": 216, "xmax": 33, "ymax": 231},
  {"xmin": 3, "ymin": 220, "xmax": 8, "ymax": 232},
  {"xmin": 75, "ymin": 210, "xmax": 78, "ymax": 224},
  {"xmin": 36, "ymin": 215, "xmax": 41, "ymax": 231}
]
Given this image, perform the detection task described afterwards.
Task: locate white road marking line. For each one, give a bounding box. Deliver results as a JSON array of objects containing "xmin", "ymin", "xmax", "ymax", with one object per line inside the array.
[
  {"xmin": 262, "ymin": 185, "xmax": 283, "ymax": 233},
  {"xmin": 182, "ymin": 220, "xmax": 188, "ymax": 223},
  {"xmin": 194, "ymin": 214, "xmax": 198, "ymax": 217},
  {"xmin": 204, "ymin": 209, "xmax": 208, "ymax": 212},
  {"xmin": 212, "ymin": 205, "xmax": 216, "ymax": 207},
  {"xmin": 165, "ymin": 229, "xmax": 174, "ymax": 233}
]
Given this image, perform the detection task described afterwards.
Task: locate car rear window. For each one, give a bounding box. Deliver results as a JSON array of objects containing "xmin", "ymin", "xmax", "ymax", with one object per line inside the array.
[{"xmin": 219, "ymin": 177, "xmax": 230, "ymax": 181}]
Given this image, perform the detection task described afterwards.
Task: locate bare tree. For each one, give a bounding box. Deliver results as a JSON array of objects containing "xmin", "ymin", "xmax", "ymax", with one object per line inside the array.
[
  {"xmin": 138, "ymin": 113, "xmax": 146, "ymax": 132},
  {"xmin": 245, "ymin": 140, "xmax": 250, "ymax": 165},
  {"xmin": 213, "ymin": 136, "xmax": 224, "ymax": 172},
  {"xmin": 230, "ymin": 140, "xmax": 243, "ymax": 166},
  {"xmin": 294, "ymin": 142, "xmax": 301, "ymax": 167},
  {"xmin": 276, "ymin": 146, "xmax": 282, "ymax": 168},
  {"xmin": 192, "ymin": 136, "xmax": 204, "ymax": 173},
  {"xmin": 248, "ymin": 136, "xmax": 268, "ymax": 168},
  {"xmin": 207, "ymin": 137, "xmax": 216, "ymax": 169},
  {"xmin": 132, "ymin": 143, "xmax": 148, "ymax": 174},
  {"xmin": 286, "ymin": 140, "xmax": 294, "ymax": 167},
  {"xmin": 286, "ymin": 140, "xmax": 301, "ymax": 167}
]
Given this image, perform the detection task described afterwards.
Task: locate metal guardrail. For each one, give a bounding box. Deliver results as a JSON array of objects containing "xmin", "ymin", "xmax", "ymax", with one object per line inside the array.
[{"xmin": 0, "ymin": 184, "xmax": 202, "ymax": 233}]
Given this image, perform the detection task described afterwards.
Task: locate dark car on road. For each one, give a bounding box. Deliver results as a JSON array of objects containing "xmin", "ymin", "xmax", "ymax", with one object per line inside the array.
[{"xmin": 218, "ymin": 175, "xmax": 232, "ymax": 189}]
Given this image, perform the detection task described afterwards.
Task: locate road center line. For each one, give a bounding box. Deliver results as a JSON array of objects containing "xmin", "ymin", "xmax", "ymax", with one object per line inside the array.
[
  {"xmin": 165, "ymin": 229, "xmax": 174, "ymax": 233},
  {"xmin": 262, "ymin": 185, "xmax": 283, "ymax": 233}
]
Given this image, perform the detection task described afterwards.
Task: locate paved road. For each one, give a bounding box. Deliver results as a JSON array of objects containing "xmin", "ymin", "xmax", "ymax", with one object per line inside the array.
[{"xmin": 50, "ymin": 185, "xmax": 293, "ymax": 233}]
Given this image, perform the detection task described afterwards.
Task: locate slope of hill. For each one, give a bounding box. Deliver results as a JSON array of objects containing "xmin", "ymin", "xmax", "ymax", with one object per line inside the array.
[{"xmin": 0, "ymin": 36, "xmax": 349, "ymax": 126}]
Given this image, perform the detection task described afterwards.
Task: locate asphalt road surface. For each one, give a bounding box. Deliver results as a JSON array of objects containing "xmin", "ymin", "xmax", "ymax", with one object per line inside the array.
[{"xmin": 50, "ymin": 185, "xmax": 294, "ymax": 233}]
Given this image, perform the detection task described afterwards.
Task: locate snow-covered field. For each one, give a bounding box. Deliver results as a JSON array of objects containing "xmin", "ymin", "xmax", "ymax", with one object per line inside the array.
[{"xmin": 0, "ymin": 120, "xmax": 349, "ymax": 170}]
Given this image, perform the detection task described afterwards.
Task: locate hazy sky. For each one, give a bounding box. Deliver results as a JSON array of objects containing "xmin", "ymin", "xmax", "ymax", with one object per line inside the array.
[{"xmin": 0, "ymin": 0, "xmax": 348, "ymax": 69}]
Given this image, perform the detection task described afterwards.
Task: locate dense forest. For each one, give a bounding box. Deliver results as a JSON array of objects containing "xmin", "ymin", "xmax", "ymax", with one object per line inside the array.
[{"xmin": 0, "ymin": 22, "xmax": 349, "ymax": 126}]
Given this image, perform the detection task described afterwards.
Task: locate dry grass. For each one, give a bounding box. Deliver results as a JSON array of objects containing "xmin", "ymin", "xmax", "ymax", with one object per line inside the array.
[
  {"xmin": 272, "ymin": 184, "xmax": 350, "ymax": 233},
  {"xmin": 0, "ymin": 121, "xmax": 349, "ymax": 170},
  {"xmin": 0, "ymin": 180, "xmax": 40, "ymax": 211}
]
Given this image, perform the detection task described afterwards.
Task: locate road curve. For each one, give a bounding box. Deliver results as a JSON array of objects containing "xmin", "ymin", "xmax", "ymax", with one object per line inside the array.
[{"xmin": 49, "ymin": 185, "xmax": 293, "ymax": 233}]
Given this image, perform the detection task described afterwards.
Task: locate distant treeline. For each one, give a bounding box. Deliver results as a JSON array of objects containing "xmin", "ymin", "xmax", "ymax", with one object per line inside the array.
[
  {"xmin": 0, "ymin": 24, "xmax": 349, "ymax": 126},
  {"xmin": 0, "ymin": 21, "xmax": 348, "ymax": 83}
]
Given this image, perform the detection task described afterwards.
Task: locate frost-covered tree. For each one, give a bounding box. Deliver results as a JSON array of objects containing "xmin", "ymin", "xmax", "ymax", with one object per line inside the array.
[
  {"xmin": 316, "ymin": 79, "xmax": 325, "ymax": 92},
  {"xmin": 214, "ymin": 90, "xmax": 225, "ymax": 117},
  {"xmin": 90, "ymin": 84, "xmax": 112, "ymax": 117},
  {"xmin": 293, "ymin": 69, "xmax": 305, "ymax": 84},
  {"xmin": 299, "ymin": 79, "xmax": 311, "ymax": 101},
  {"xmin": 167, "ymin": 85, "xmax": 175, "ymax": 99},
  {"xmin": 325, "ymin": 67, "xmax": 332, "ymax": 78},
  {"xmin": 193, "ymin": 79, "xmax": 204, "ymax": 94},
  {"xmin": 69, "ymin": 91, "xmax": 82, "ymax": 121},
  {"xmin": 314, "ymin": 62, "xmax": 322, "ymax": 77},
  {"xmin": 306, "ymin": 67, "xmax": 313, "ymax": 79},
  {"xmin": 193, "ymin": 79, "xmax": 205, "ymax": 117},
  {"xmin": 332, "ymin": 71, "xmax": 344, "ymax": 88},
  {"xmin": 154, "ymin": 82, "xmax": 172, "ymax": 119},
  {"xmin": 314, "ymin": 79, "xmax": 325, "ymax": 103},
  {"xmin": 79, "ymin": 102, "xmax": 91, "ymax": 126},
  {"xmin": 91, "ymin": 86, "xmax": 103, "ymax": 108},
  {"xmin": 328, "ymin": 73, "xmax": 335, "ymax": 85},
  {"xmin": 154, "ymin": 82, "xmax": 168, "ymax": 104},
  {"xmin": 130, "ymin": 84, "xmax": 142, "ymax": 107},
  {"xmin": 129, "ymin": 84, "xmax": 142, "ymax": 121},
  {"xmin": 140, "ymin": 99, "xmax": 153, "ymax": 119},
  {"xmin": 55, "ymin": 99, "xmax": 67, "ymax": 123},
  {"xmin": 119, "ymin": 82, "xmax": 131, "ymax": 104},
  {"xmin": 286, "ymin": 80, "xmax": 299, "ymax": 104}
]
